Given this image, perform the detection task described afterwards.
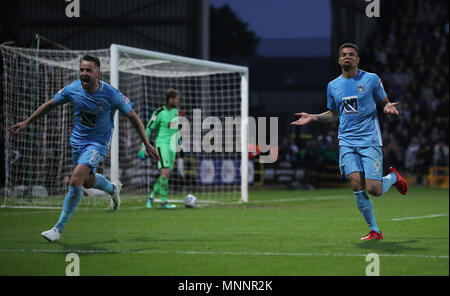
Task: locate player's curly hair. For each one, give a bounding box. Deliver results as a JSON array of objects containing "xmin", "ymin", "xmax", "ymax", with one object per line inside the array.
[{"xmin": 338, "ymin": 43, "xmax": 359, "ymax": 56}]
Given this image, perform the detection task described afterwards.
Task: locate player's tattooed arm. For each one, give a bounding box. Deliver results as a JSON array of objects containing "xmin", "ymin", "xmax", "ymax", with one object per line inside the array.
[
  {"xmin": 126, "ymin": 109, "xmax": 160, "ymax": 161},
  {"xmin": 291, "ymin": 110, "xmax": 337, "ymax": 126},
  {"xmin": 9, "ymin": 99, "xmax": 57, "ymax": 135}
]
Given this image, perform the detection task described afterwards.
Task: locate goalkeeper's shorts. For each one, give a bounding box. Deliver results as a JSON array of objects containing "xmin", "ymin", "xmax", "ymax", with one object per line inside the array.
[
  {"xmin": 72, "ymin": 143, "xmax": 107, "ymax": 174},
  {"xmin": 156, "ymin": 143, "xmax": 176, "ymax": 170}
]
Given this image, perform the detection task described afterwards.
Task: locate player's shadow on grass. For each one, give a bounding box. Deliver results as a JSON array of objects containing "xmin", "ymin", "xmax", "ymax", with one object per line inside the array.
[
  {"xmin": 56, "ymin": 239, "xmax": 120, "ymax": 256},
  {"xmin": 354, "ymin": 239, "xmax": 427, "ymax": 253}
]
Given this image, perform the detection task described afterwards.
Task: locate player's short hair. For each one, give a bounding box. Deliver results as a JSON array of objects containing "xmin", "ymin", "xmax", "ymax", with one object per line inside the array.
[
  {"xmin": 166, "ymin": 89, "xmax": 181, "ymax": 102},
  {"xmin": 80, "ymin": 54, "xmax": 100, "ymax": 69},
  {"xmin": 338, "ymin": 43, "xmax": 359, "ymax": 56}
]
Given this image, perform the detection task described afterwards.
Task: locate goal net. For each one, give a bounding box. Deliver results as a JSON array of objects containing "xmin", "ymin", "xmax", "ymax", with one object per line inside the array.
[{"xmin": 1, "ymin": 44, "xmax": 248, "ymax": 208}]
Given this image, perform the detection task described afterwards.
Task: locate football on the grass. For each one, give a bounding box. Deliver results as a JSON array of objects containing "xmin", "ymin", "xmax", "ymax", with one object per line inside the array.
[{"xmin": 184, "ymin": 194, "xmax": 197, "ymax": 208}]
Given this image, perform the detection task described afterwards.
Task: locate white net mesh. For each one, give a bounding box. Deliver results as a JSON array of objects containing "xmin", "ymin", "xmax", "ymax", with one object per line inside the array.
[{"xmin": 1, "ymin": 45, "xmax": 245, "ymax": 207}]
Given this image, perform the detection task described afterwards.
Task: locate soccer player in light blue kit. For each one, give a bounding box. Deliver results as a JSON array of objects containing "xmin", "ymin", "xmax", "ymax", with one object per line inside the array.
[
  {"xmin": 9, "ymin": 55, "xmax": 160, "ymax": 242},
  {"xmin": 291, "ymin": 43, "xmax": 408, "ymax": 240}
]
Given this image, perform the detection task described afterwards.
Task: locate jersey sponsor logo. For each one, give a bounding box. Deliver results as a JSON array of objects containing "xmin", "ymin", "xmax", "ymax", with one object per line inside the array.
[
  {"xmin": 342, "ymin": 96, "xmax": 359, "ymax": 114},
  {"xmin": 169, "ymin": 119, "xmax": 178, "ymax": 129},
  {"xmin": 358, "ymin": 84, "xmax": 365, "ymax": 93},
  {"xmin": 80, "ymin": 109, "xmax": 97, "ymax": 127}
]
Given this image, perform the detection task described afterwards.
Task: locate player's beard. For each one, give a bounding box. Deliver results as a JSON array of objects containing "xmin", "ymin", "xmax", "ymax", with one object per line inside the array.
[{"xmin": 341, "ymin": 63, "xmax": 356, "ymax": 72}]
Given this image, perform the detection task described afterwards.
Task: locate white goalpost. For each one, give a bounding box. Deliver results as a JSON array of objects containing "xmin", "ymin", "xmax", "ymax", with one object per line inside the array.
[{"xmin": 1, "ymin": 44, "xmax": 249, "ymax": 208}]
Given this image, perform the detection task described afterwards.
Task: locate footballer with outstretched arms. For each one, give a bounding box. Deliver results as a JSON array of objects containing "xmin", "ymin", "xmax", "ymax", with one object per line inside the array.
[
  {"xmin": 138, "ymin": 89, "xmax": 181, "ymax": 209},
  {"xmin": 9, "ymin": 54, "xmax": 160, "ymax": 242},
  {"xmin": 291, "ymin": 43, "xmax": 408, "ymax": 240}
]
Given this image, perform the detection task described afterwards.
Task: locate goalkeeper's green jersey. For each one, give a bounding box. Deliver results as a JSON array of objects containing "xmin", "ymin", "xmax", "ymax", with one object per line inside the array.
[{"xmin": 145, "ymin": 105, "xmax": 179, "ymax": 145}]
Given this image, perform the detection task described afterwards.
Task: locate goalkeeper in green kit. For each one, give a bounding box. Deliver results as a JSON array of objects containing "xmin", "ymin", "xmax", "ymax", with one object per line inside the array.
[{"xmin": 138, "ymin": 89, "xmax": 181, "ymax": 209}]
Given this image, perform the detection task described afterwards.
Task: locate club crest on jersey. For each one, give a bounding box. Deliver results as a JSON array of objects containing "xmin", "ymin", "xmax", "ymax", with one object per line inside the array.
[
  {"xmin": 373, "ymin": 159, "xmax": 381, "ymax": 174},
  {"xmin": 98, "ymin": 101, "xmax": 104, "ymax": 111},
  {"xmin": 358, "ymin": 84, "xmax": 364, "ymax": 93}
]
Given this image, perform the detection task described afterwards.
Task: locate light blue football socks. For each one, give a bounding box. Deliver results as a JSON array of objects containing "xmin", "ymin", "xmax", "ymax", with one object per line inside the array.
[
  {"xmin": 353, "ymin": 172, "xmax": 397, "ymax": 233},
  {"xmin": 55, "ymin": 185, "xmax": 82, "ymax": 233},
  {"xmin": 381, "ymin": 172, "xmax": 398, "ymax": 195},
  {"xmin": 93, "ymin": 173, "xmax": 115, "ymax": 195},
  {"xmin": 354, "ymin": 190, "xmax": 380, "ymax": 233},
  {"xmin": 55, "ymin": 175, "xmax": 115, "ymax": 233}
]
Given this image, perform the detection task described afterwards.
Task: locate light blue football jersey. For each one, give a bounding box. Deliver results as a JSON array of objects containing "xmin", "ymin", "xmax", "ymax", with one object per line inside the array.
[
  {"xmin": 327, "ymin": 69, "xmax": 387, "ymax": 147},
  {"xmin": 54, "ymin": 80, "xmax": 133, "ymax": 149}
]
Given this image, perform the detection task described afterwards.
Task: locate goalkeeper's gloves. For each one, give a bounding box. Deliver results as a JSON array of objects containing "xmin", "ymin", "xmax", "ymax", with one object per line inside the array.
[{"xmin": 137, "ymin": 146, "xmax": 146, "ymax": 160}]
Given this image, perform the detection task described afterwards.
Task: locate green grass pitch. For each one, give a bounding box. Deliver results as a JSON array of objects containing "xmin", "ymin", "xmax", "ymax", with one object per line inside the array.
[{"xmin": 0, "ymin": 186, "xmax": 448, "ymax": 276}]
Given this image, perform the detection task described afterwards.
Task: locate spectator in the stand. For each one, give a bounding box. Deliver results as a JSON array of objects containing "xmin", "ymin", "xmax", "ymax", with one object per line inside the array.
[
  {"xmin": 278, "ymin": 137, "xmax": 290, "ymax": 163},
  {"xmin": 405, "ymin": 137, "xmax": 421, "ymax": 173},
  {"xmin": 417, "ymin": 139, "xmax": 434, "ymax": 176},
  {"xmin": 301, "ymin": 139, "xmax": 322, "ymax": 186},
  {"xmin": 301, "ymin": 139, "xmax": 322, "ymax": 170},
  {"xmin": 362, "ymin": 0, "xmax": 449, "ymax": 179},
  {"xmin": 288, "ymin": 138, "xmax": 300, "ymax": 166},
  {"xmin": 432, "ymin": 140, "xmax": 449, "ymax": 166},
  {"xmin": 384, "ymin": 136, "xmax": 404, "ymax": 168}
]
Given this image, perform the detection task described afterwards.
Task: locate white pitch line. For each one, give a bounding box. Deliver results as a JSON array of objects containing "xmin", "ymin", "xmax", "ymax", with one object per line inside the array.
[
  {"xmin": 0, "ymin": 210, "xmax": 60, "ymax": 216},
  {"xmin": 391, "ymin": 214, "xmax": 449, "ymax": 221},
  {"xmin": 238, "ymin": 195, "xmax": 349, "ymax": 204},
  {"xmin": 0, "ymin": 206, "xmax": 61, "ymax": 210},
  {"xmin": 178, "ymin": 250, "xmax": 449, "ymax": 259},
  {"xmin": 148, "ymin": 199, "xmax": 219, "ymax": 204},
  {"xmin": 0, "ymin": 248, "xmax": 447, "ymax": 260}
]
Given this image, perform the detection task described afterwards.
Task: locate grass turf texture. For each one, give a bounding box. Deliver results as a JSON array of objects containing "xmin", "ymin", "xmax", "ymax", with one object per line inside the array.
[{"xmin": 0, "ymin": 186, "xmax": 448, "ymax": 276}]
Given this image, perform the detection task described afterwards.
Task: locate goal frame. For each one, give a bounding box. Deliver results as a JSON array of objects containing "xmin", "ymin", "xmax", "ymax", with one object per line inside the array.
[{"xmin": 109, "ymin": 44, "xmax": 249, "ymax": 202}]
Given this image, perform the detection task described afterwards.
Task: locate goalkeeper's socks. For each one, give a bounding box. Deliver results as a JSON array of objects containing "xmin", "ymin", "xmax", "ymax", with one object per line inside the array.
[
  {"xmin": 354, "ymin": 190, "xmax": 380, "ymax": 233},
  {"xmin": 93, "ymin": 174, "xmax": 115, "ymax": 195},
  {"xmin": 381, "ymin": 172, "xmax": 398, "ymax": 195},
  {"xmin": 159, "ymin": 177, "xmax": 169, "ymax": 203},
  {"xmin": 151, "ymin": 177, "xmax": 161, "ymax": 197},
  {"xmin": 55, "ymin": 186, "xmax": 82, "ymax": 233}
]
